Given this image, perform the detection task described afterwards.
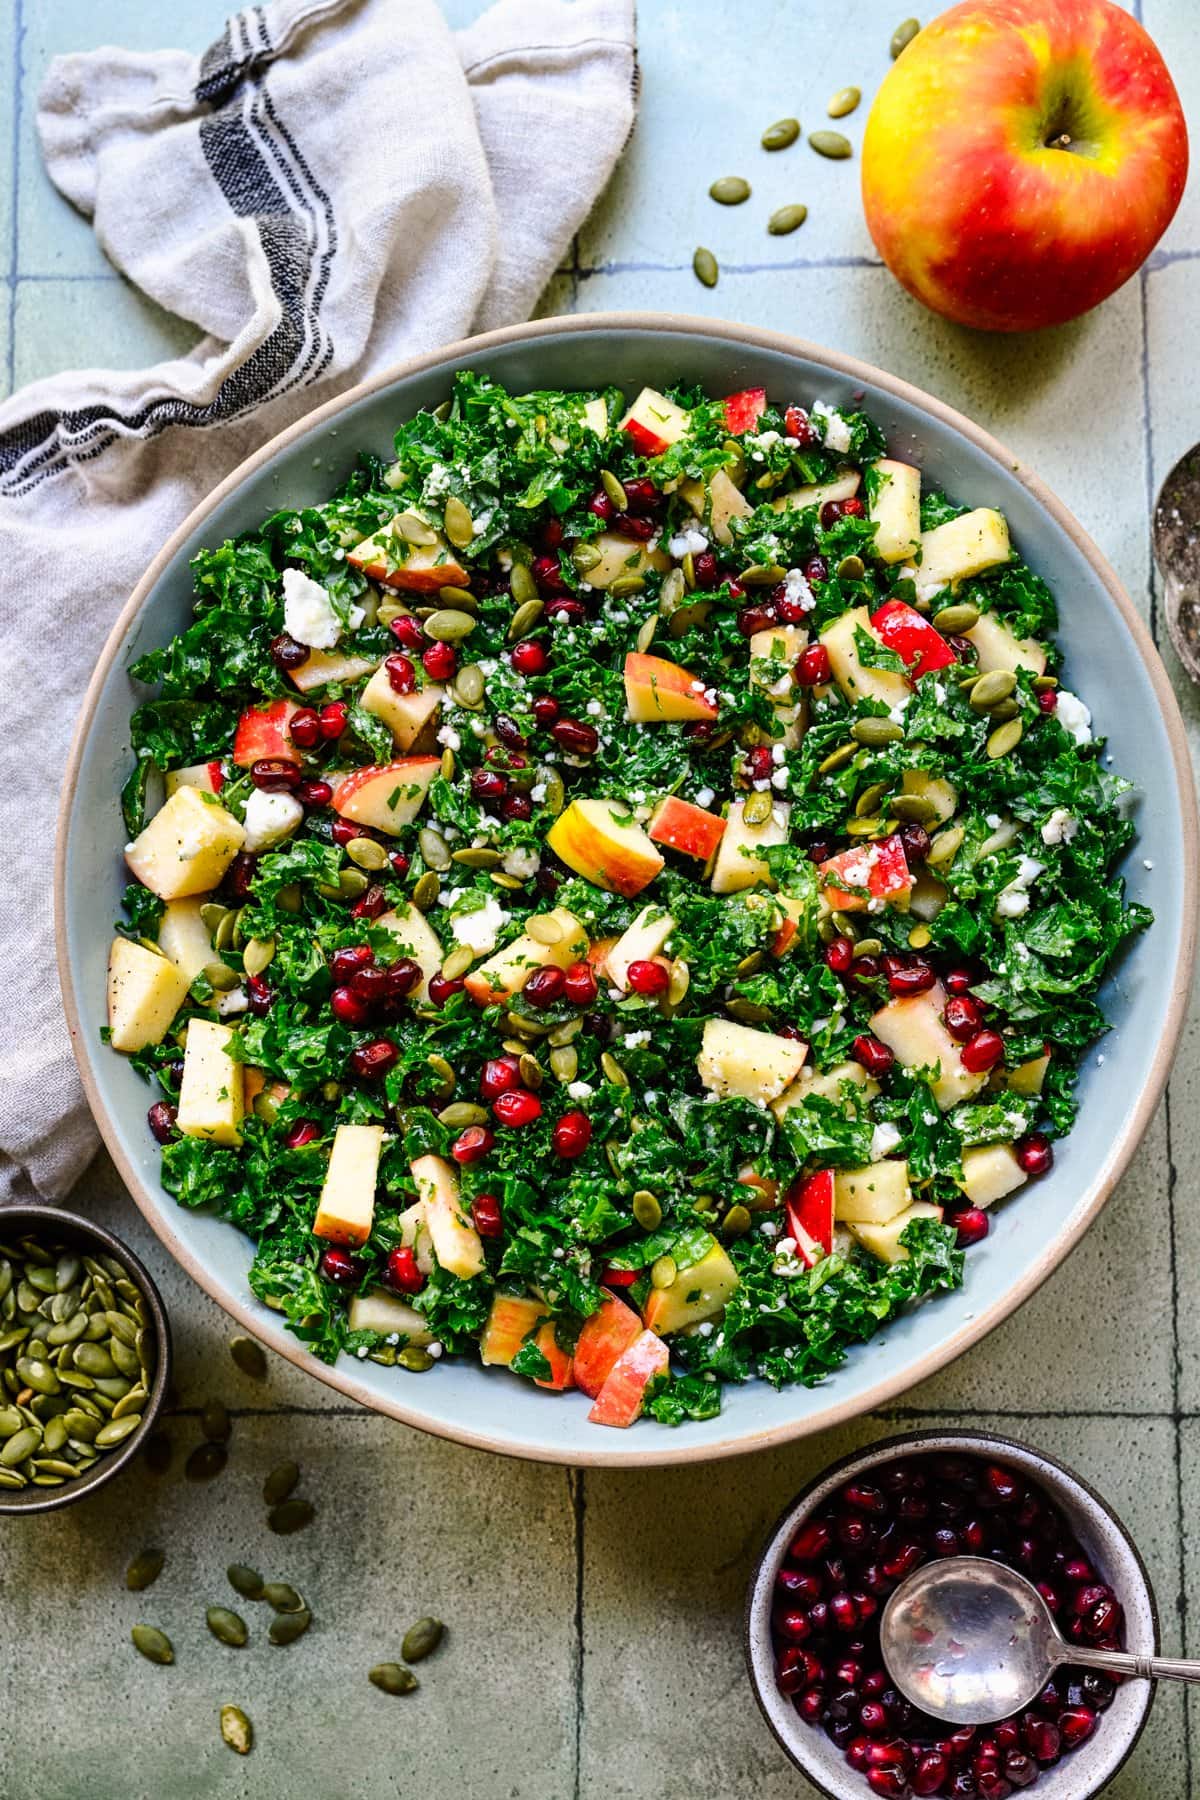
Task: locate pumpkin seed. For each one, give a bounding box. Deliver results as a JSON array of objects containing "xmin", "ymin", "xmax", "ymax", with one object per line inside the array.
[
  {"xmin": 633, "ymin": 1191, "xmax": 662, "ymax": 1231},
  {"xmin": 268, "ymin": 1498, "xmax": 315, "ymax": 1535},
  {"xmin": 411, "ymin": 871, "xmax": 441, "ymax": 912},
  {"xmin": 855, "ymin": 781, "xmax": 889, "ymax": 819},
  {"xmin": 220, "ymin": 1705, "xmax": 253, "ymax": 1755},
  {"xmin": 418, "ymin": 827, "xmax": 451, "ymax": 871},
  {"xmin": 635, "ymin": 614, "xmax": 658, "ymax": 653},
  {"xmin": 693, "ymin": 246, "xmax": 719, "ymax": 289},
  {"xmin": 228, "ymin": 1563, "xmax": 265, "ymax": 1601},
  {"xmin": 541, "ymin": 769, "xmax": 566, "ymax": 816},
  {"xmin": 852, "ymin": 937, "xmax": 883, "ymax": 958},
  {"xmin": 126, "ymin": 1548, "xmax": 165, "ymax": 1591},
  {"xmin": 516, "ymin": 1053, "xmax": 543, "ymax": 1092},
  {"xmin": 987, "ymin": 717, "xmax": 1024, "ymax": 759},
  {"xmin": 443, "ymin": 496, "xmax": 475, "ymax": 549},
  {"xmin": 742, "ymin": 789, "xmax": 775, "ymax": 827},
  {"xmin": 548, "ymin": 1016, "xmax": 583, "ymax": 1048},
  {"xmin": 609, "ymin": 574, "xmax": 645, "ymax": 598},
  {"xmin": 260, "ymin": 1460, "xmax": 299, "ymax": 1507},
  {"xmin": 438, "ymin": 585, "xmax": 477, "ymax": 611},
  {"xmin": 202, "ymin": 959, "xmax": 241, "ymax": 993},
  {"xmin": 200, "ymin": 901, "xmax": 229, "ymax": 936},
  {"xmin": 989, "ymin": 697, "xmax": 1020, "ymax": 724},
  {"xmin": 199, "ymin": 1399, "xmax": 231, "ymax": 1444},
  {"xmin": 0, "ymin": 1467, "xmax": 27, "ymax": 1488},
  {"xmin": 908, "ymin": 923, "xmax": 933, "ymax": 950},
  {"xmin": 762, "ymin": 117, "xmax": 800, "ymax": 151},
  {"xmin": 1, "ymin": 1425, "xmax": 40, "ymax": 1466},
  {"xmin": 889, "ymin": 793, "xmax": 939, "ymax": 825},
  {"xmin": 739, "ymin": 561, "xmax": 788, "ymax": 586},
  {"xmin": 828, "ymin": 85, "xmax": 861, "ymax": 118},
  {"xmin": 132, "ymin": 1625, "xmax": 174, "ymax": 1665},
  {"xmin": 402, "ymin": 1616, "xmax": 445, "ymax": 1663},
  {"xmin": 393, "ymin": 509, "xmax": 438, "ymax": 546},
  {"xmin": 927, "ymin": 824, "xmax": 965, "ymax": 868},
  {"xmin": 450, "ymin": 848, "xmax": 500, "ymax": 874},
  {"xmin": 439, "ymin": 946, "xmax": 474, "ymax": 983},
  {"xmin": 726, "ymin": 997, "xmax": 773, "ymax": 1023},
  {"xmin": 214, "ymin": 909, "xmax": 240, "ymax": 952},
  {"xmin": 970, "ymin": 669, "xmax": 1018, "ymax": 712},
  {"xmin": 423, "ymin": 608, "xmax": 477, "ymax": 642},
  {"xmin": 600, "ymin": 1052, "xmax": 628, "ymax": 1088},
  {"xmin": 600, "ymin": 470, "xmax": 627, "ymax": 511},
  {"xmin": 667, "ymin": 960, "xmax": 691, "ymax": 1007},
  {"xmin": 932, "ymin": 601, "xmax": 980, "ymax": 634},
  {"xmin": 510, "ymin": 562, "xmax": 539, "ymax": 607},
  {"xmin": 112, "ymin": 1384, "xmax": 147, "ymax": 1421},
  {"xmin": 337, "ymin": 868, "xmax": 370, "ymax": 901},
  {"xmin": 263, "ymin": 1582, "xmax": 306, "ymax": 1613},
  {"xmin": 205, "ymin": 1606, "xmax": 248, "ymax": 1648},
  {"xmin": 438, "ymin": 1102, "xmax": 490, "ymax": 1129},
  {"xmin": 736, "ymin": 950, "xmax": 765, "ymax": 978},
  {"xmin": 572, "ymin": 542, "xmax": 602, "ymax": 573},
  {"xmin": 891, "ymin": 16, "xmax": 921, "ymax": 58},
  {"xmin": 507, "ymin": 597, "xmax": 545, "ymax": 641},
  {"xmin": 16, "ymin": 1356, "xmax": 59, "ymax": 1395},
  {"xmin": 268, "ymin": 1608, "xmax": 312, "ymax": 1647},
  {"xmin": 399, "ymin": 1346, "xmax": 435, "ymax": 1372},
  {"xmin": 809, "ymin": 129, "xmax": 852, "ymax": 160},
  {"xmin": 845, "ymin": 814, "xmax": 881, "ymax": 840},
  {"xmin": 42, "ymin": 1414, "xmax": 69, "ymax": 1454},
  {"xmin": 185, "ymin": 1441, "xmax": 228, "ymax": 1481},
  {"xmin": 722, "ymin": 1204, "xmax": 753, "ymax": 1241},
  {"xmin": 651, "ymin": 1255, "xmax": 677, "ymax": 1290},
  {"xmin": 768, "ymin": 204, "xmax": 808, "ymax": 236},
  {"xmin": 370, "ymin": 1661, "xmax": 419, "ymax": 1695},
  {"xmin": 346, "ymin": 837, "xmax": 389, "ymax": 873},
  {"xmin": 549, "ymin": 1045, "xmax": 578, "ymax": 1085},
  {"xmin": 658, "ymin": 568, "xmax": 686, "ymax": 616},
  {"xmin": 852, "ymin": 716, "xmax": 904, "ymax": 747},
  {"xmin": 709, "ymin": 175, "xmax": 751, "ymax": 205},
  {"xmin": 454, "ymin": 663, "xmax": 486, "ymax": 708},
  {"xmin": 1032, "ymin": 674, "xmax": 1059, "ymax": 693},
  {"xmin": 425, "ymin": 1054, "xmax": 457, "ymax": 1100},
  {"xmin": 837, "ymin": 554, "xmax": 866, "ymax": 582}
]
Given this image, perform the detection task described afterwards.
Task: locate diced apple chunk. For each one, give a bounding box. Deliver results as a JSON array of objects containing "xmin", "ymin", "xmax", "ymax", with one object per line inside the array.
[
  {"xmin": 395, "ymin": 1199, "xmax": 435, "ymax": 1274},
  {"xmin": 1000, "ymin": 1052, "xmax": 1050, "ymax": 1097},
  {"xmin": 588, "ymin": 1329, "xmax": 669, "ymax": 1426},
  {"xmin": 463, "ymin": 907, "xmax": 587, "ymax": 1005},
  {"xmin": 834, "ymin": 1160, "xmax": 913, "ymax": 1225},
  {"xmin": 176, "ymin": 1018, "xmax": 244, "ymax": 1147},
  {"xmin": 710, "ymin": 798, "xmax": 789, "ymax": 895},
  {"xmin": 125, "ymin": 786, "xmax": 246, "ymax": 901},
  {"xmin": 411, "ymin": 1154, "xmax": 485, "ymax": 1280},
  {"xmin": 697, "ymin": 1018, "xmax": 807, "ymax": 1106},
  {"xmin": 957, "ymin": 1143, "xmax": 1028, "ymax": 1209},
  {"xmin": 348, "ymin": 1289, "xmax": 434, "ymax": 1344},
  {"xmin": 770, "ymin": 469, "xmax": 861, "ymax": 516},
  {"xmin": 331, "ymin": 756, "xmax": 439, "ymax": 835},
  {"xmin": 106, "ymin": 939, "xmax": 190, "ymax": 1053},
  {"xmin": 164, "ymin": 760, "xmax": 223, "ymax": 798},
  {"xmin": 286, "ymin": 647, "xmax": 378, "ymax": 694},
  {"xmin": 647, "ymin": 797, "xmax": 726, "ymax": 863},
  {"xmin": 377, "ymin": 903, "xmax": 444, "ymax": 1001},
  {"xmin": 156, "ymin": 898, "xmax": 215, "ymax": 984},
  {"xmin": 771, "ymin": 1060, "xmax": 878, "ymax": 1122},
  {"xmin": 481, "ymin": 1294, "xmax": 547, "ymax": 1367},
  {"xmin": 869, "ymin": 458, "xmax": 921, "ymax": 564},
  {"xmin": 870, "ymin": 981, "xmax": 988, "ymax": 1111},
  {"xmin": 820, "ymin": 606, "xmax": 912, "ymax": 709},
  {"xmin": 313, "ymin": 1123, "xmax": 385, "ymax": 1248},
  {"xmin": 623, "ymin": 652, "xmax": 716, "ymax": 722},
  {"xmin": 849, "ymin": 1200, "xmax": 944, "ymax": 1264},
  {"xmin": 347, "ymin": 524, "xmax": 469, "ymax": 592},
  {"xmin": 583, "ymin": 532, "xmax": 671, "ymax": 590},
  {"xmin": 547, "ymin": 799, "xmax": 664, "ymax": 898},
  {"xmin": 964, "ymin": 611, "xmax": 1047, "ymax": 677},
  {"xmin": 360, "ymin": 667, "xmax": 445, "ymax": 750},
  {"xmin": 641, "ymin": 1240, "xmax": 739, "ymax": 1335},
  {"xmin": 608, "ymin": 905, "xmax": 675, "ymax": 991},
  {"xmin": 619, "ymin": 386, "xmax": 689, "ymax": 455},
  {"xmin": 901, "ymin": 768, "xmax": 958, "ymax": 825},
  {"xmin": 916, "ymin": 508, "xmax": 1011, "ymax": 595},
  {"xmin": 680, "ymin": 467, "xmax": 753, "ymax": 544},
  {"xmin": 750, "ymin": 623, "xmax": 808, "ymax": 749}
]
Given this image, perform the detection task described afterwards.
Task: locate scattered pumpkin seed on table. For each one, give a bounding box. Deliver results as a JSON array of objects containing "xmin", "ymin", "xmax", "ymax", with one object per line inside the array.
[
  {"xmin": 767, "ymin": 204, "xmax": 807, "ymax": 237},
  {"xmin": 229, "ymin": 1336, "xmax": 267, "ymax": 1380},
  {"xmin": 268, "ymin": 1607, "xmax": 312, "ymax": 1646},
  {"xmin": 220, "ymin": 1705, "xmax": 253, "ymax": 1755},
  {"xmin": 708, "ymin": 176, "xmax": 751, "ymax": 205},
  {"xmin": 809, "ymin": 130, "xmax": 853, "ymax": 160},
  {"xmin": 827, "ymin": 86, "xmax": 861, "ymax": 118},
  {"xmin": 268, "ymin": 1497, "xmax": 315, "ymax": 1535},
  {"xmin": 401, "ymin": 1616, "xmax": 445, "ymax": 1663},
  {"xmin": 370, "ymin": 1662, "xmax": 419, "ymax": 1695},
  {"xmin": 891, "ymin": 16, "xmax": 921, "ymax": 57},
  {"xmin": 185, "ymin": 1441, "xmax": 228, "ymax": 1482},
  {"xmin": 132, "ymin": 1624, "xmax": 174, "ymax": 1666},
  {"xmin": 262, "ymin": 1460, "xmax": 300, "ymax": 1506},
  {"xmin": 227, "ymin": 1563, "xmax": 265, "ymax": 1601},
  {"xmin": 263, "ymin": 1581, "xmax": 306, "ymax": 1613},
  {"xmin": 692, "ymin": 247, "xmax": 718, "ymax": 289},
  {"xmin": 207, "ymin": 1606, "xmax": 250, "ymax": 1648},
  {"xmin": 761, "ymin": 117, "xmax": 800, "ymax": 151},
  {"xmin": 126, "ymin": 1549, "xmax": 165, "ymax": 1591}
]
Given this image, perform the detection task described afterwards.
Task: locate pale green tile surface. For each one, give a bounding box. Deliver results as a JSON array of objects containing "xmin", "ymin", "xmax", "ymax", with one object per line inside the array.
[{"xmin": 6, "ymin": 0, "xmax": 1199, "ymax": 1794}]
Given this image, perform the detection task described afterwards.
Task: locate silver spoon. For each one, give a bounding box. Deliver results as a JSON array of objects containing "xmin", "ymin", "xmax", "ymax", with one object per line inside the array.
[
  {"xmin": 1152, "ymin": 442, "xmax": 1200, "ymax": 683},
  {"xmin": 880, "ymin": 1555, "xmax": 1200, "ymax": 1726}
]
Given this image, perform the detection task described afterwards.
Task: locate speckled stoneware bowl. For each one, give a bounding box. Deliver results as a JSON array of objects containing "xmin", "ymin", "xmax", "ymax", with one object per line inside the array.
[
  {"xmin": 55, "ymin": 314, "xmax": 1197, "ymax": 1466},
  {"xmin": 745, "ymin": 1429, "xmax": 1157, "ymax": 1798},
  {"xmin": 0, "ymin": 1204, "xmax": 171, "ymax": 1514}
]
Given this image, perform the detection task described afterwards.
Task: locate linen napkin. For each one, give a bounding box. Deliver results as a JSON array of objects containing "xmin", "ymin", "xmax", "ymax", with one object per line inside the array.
[{"xmin": 0, "ymin": 0, "xmax": 636, "ymax": 1203}]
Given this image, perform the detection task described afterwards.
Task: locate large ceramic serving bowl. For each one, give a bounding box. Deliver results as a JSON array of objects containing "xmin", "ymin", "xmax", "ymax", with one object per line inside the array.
[{"xmin": 56, "ymin": 314, "xmax": 1197, "ymax": 1467}]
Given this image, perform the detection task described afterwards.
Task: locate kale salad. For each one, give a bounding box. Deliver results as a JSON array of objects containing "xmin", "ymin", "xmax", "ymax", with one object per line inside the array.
[{"xmin": 106, "ymin": 372, "xmax": 1149, "ymax": 1430}]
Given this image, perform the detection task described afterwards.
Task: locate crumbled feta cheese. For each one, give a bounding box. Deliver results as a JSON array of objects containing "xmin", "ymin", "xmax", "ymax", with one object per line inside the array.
[
  {"xmin": 870, "ymin": 1122, "xmax": 902, "ymax": 1160},
  {"xmin": 567, "ymin": 1080, "xmax": 594, "ymax": 1101},
  {"xmin": 449, "ymin": 894, "xmax": 508, "ymax": 956},
  {"xmin": 697, "ymin": 1321, "xmax": 714, "ymax": 1338},
  {"xmin": 436, "ymin": 725, "xmax": 461, "ymax": 750},
  {"xmin": 695, "ymin": 786, "xmax": 715, "ymax": 808},
  {"xmin": 771, "ymin": 743, "xmax": 786, "ymax": 765},
  {"xmin": 1015, "ymin": 855, "xmax": 1044, "ymax": 886},
  {"xmin": 995, "ymin": 888, "xmax": 1030, "ymax": 919},
  {"xmin": 427, "ymin": 1341, "xmax": 444, "ymax": 1360},
  {"xmin": 622, "ymin": 1030, "xmax": 651, "ymax": 1049},
  {"xmin": 668, "ymin": 527, "xmax": 708, "ymax": 558},
  {"xmin": 242, "ymin": 788, "xmax": 304, "ymax": 853},
  {"xmin": 811, "ymin": 401, "xmax": 853, "ymax": 454},
  {"xmin": 215, "ymin": 986, "xmax": 249, "ymax": 1017},
  {"xmin": 759, "ymin": 1220, "xmax": 781, "ymax": 1238},
  {"xmin": 502, "ymin": 845, "xmax": 540, "ymax": 880},
  {"xmin": 1055, "ymin": 689, "xmax": 1093, "ymax": 744},
  {"xmin": 530, "ymin": 783, "xmax": 548, "ymax": 804},
  {"xmin": 985, "ymin": 813, "xmax": 1002, "ymax": 830},
  {"xmin": 781, "ymin": 566, "xmax": 816, "ymax": 613},
  {"xmin": 585, "ymin": 699, "xmax": 603, "ymax": 716},
  {"xmin": 1041, "ymin": 808, "xmax": 1079, "ymax": 847},
  {"xmin": 771, "ymin": 768, "xmax": 788, "ymax": 790},
  {"xmin": 1144, "ymin": 858, "xmax": 1155, "ymax": 870},
  {"xmin": 282, "ymin": 567, "xmax": 343, "ymax": 649}
]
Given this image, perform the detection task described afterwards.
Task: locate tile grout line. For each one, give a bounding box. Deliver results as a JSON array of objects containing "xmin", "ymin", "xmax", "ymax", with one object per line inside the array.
[
  {"xmin": 571, "ymin": 1467, "xmax": 586, "ymax": 1800},
  {"xmin": 5, "ymin": 0, "xmax": 23, "ymax": 397}
]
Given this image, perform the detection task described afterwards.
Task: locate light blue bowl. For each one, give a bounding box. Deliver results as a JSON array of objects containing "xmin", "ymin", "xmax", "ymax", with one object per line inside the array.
[{"xmin": 55, "ymin": 315, "xmax": 1199, "ymax": 1467}]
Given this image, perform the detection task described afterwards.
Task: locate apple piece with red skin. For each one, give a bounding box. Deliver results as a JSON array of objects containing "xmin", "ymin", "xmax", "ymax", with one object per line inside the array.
[
  {"xmin": 347, "ymin": 526, "xmax": 469, "ymax": 592},
  {"xmin": 331, "ymin": 755, "xmax": 440, "ymax": 835},
  {"xmin": 785, "ymin": 1169, "xmax": 836, "ymax": 1268},
  {"xmin": 463, "ymin": 906, "xmax": 587, "ymax": 1005},
  {"xmin": 574, "ymin": 1292, "xmax": 644, "ymax": 1398},
  {"xmin": 862, "ymin": 0, "xmax": 1188, "ymax": 333},
  {"xmin": 623, "ymin": 652, "xmax": 717, "ymax": 723},
  {"xmin": 619, "ymin": 386, "xmax": 689, "ymax": 456},
  {"xmin": 232, "ymin": 698, "xmax": 302, "ymax": 767},
  {"xmin": 532, "ymin": 1320, "xmax": 574, "ymax": 1392},
  {"xmin": 647, "ymin": 796, "xmax": 726, "ymax": 863},
  {"xmin": 481, "ymin": 1294, "xmax": 547, "ymax": 1367},
  {"xmin": 819, "ymin": 835, "xmax": 913, "ymax": 912},
  {"xmin": 722, "ymin": 386, "xmax": 767, "ymax": 434},
  {"xmin": 547, "ymin": 798, "xmax": 665, "ymax": 898},
  {"xmin": 870, "ymin": 598, "xmax": 957, "ymax": 680},
  {"xmin": 587, "ymin": 1328, "xmax": 669, "ymax": 1428},
  {"xmin": 164, "ymin": 760, "xmax": 224, "ymax": 798},
  {"xmin": 287, "ymin": 648, "xmax": 378, "ymax": 695}
]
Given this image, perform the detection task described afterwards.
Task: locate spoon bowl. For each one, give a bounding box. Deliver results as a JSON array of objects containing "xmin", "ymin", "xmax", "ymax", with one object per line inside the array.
[{"xmin": 1152, "ymin": 441, "xmax": 1200, "ymax": 683}]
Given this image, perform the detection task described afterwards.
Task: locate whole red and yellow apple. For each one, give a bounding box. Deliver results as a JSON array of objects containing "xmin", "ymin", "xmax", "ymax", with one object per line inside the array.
[{"xmin": 862, "ymin": 0, "xmax": 1188, "ymax": 332}]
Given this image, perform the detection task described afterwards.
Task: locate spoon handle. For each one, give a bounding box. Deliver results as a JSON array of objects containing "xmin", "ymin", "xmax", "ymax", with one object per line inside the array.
[{"xmin": 1064, "ymin": 1644, "xmax": 1200, "ymax": 1686}]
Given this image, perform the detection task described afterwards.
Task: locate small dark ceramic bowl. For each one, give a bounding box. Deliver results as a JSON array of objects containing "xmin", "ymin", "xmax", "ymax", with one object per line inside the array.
[
  {"xmin": 0, "ymin": 1203, "xmax": 172, "ymax": 1515},
  {"xmin": 744, "ymin": 1429, "xmax": 1157, "ymax": 1800}
]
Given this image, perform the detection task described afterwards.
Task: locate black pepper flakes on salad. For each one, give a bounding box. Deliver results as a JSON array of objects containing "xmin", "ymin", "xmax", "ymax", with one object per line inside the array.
[{"xmin": 105, "ymin": 372, "xmax": 1150, "ymax": 1429}]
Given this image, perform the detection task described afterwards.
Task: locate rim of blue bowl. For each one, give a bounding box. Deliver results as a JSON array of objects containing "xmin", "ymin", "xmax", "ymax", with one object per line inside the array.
[
  {"xmin": 53, "ymin": 311, "xmax": 1200, "ymax": 1467},
  {"xmin": 0, "ymin": 1203, "xmax": 172, "ymax": 1514},
  {"xmin": 743, "ymin": 1428, "xmax": 1159, "ymax": 1800}
]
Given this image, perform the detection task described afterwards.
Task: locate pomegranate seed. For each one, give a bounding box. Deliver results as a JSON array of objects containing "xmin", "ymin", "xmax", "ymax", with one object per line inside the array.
[
  {"xmin": 531, "ymin": 552, "xmax": 566, "ymax": 593},
  {"xmin": 331, "ymin": 985, "xmax": 371, "ymax": 1026},
  {"xmin": 784, "ymin": 404, "xmax": 815, "ymax": 442},
  {"xmin": 861, "ymin": 1671, "xmax": 887, "ymax": 1698},
  {"xmin": 512, "ymin": 639, "xmax": 549, "ymax": 676},
  {"xmin": 427, "ymin": 973, "xmax": 464, "ymax": 1008},
  {"xmin": 932, "ymin": 1526, "xmax": 961, "ymax": 1557},
  {"xmin": 1072, "ymin": 1582, "xmax": 1110, "ymax": 1616},
  {"xmin": 994, "ymin": 1721, "xmax": 1021, "ymax": 1753},
  {"xmin": 944, "ymin": 967, "xmax": 974, "ymax": 997},
  {"xmin": 320, "ymin": 1246, "xmax": 363, "ymax": 1285},
  {"xmin": 976, "ymin": 1774, "xmax": 1012, "ymax": 1800},
  {"xmin": 351, "ymin": 885, "xmax": 388, "ymax": 920},
  {"xmin": 1057, "ymin": 1703, "xmax": 1097, "ymax": 1750},
  {"xmin": 383, "ymin": 958, "xmax": 421, "ymax": 999},
  {"xmin": 563, "ymin": 961, "xmax": 598, "ymax": 1006},
  {"xmin": 284, "ymin": 1119, "xmax": 321, "ymax": 1149},
  {"xmin": 844, "ymin": 497, "xmax": 865, "ymax": 517},
  {"xmin": 1016, "ymin": 1135, "xmax": 1054, "ymax": 1176},
  {"xmin": 1023, "ymin": 1718, "xmax": 1060, "ymax": 1762},
  {"xmin": 532, "ymin": 695, "xmax": 561, "ymax": 728},
  {"xmin": 587, "ymin": 489, "xmax": 614, "ymax": 522},
  {"xmin": 547, "ymin": 598, "xmax": 587, "ymax": 625},
  {"xmin": 745, "ymin": 744, "xmax": 774, "ymax": 784},
  {"xmin": 551, "ymin": 717, "xmax": 599, "ymax": 756},
  {"xmin": 522, "ymin": 966, "xmax": 566, "ymax": 1009},
  {"xmin": 610, "ymin": 513, "xmax": 654, "ymax": 545},
  {"xmin": 494, "ymin": 713, "xmax": 527, "ymax": 751},
  {"xmin": 952, "ymin": 1208, "xmax": 990, "ymax": 1248},
  {"xmin": 1004, "ymin": 1751, "xmax": 1037, "ymax": 1788},
  {"xmin": 289, "ymin": 706, "xmax": 321, "ymax": 748},
  {"xmin": 389, "ymin": 614, "xmax": 425, "ymax": 649},
  {"xmin": 296, "ymin": 778, "xmax": 333, "ymax": 808},
  {"xmin": 820, "ymin": 499, "xmax": 848, "ymax": 528},
  {"xmin": 503, "ymin": 793, "xmax": 533, "ymax": 822},
  {"xmin": 796, "ymin": 1687, "xmax": 826, "ymax": 1725},
  {"xmin": 888, "ymin": 961, "xmax": 936, "ymax": 998},
  {"xmin": 881, "ymin": 1542, "xmax": 923, "ymax": 1582},
  {"xmin": 451, "ymin": 1125, "xmax": 494, "ymax": 1164},
  {"xmin": 737, "ymin": 602, "xmax": 778, "ymax": 637},
  {"xmin": 897, "ymin": 822, "xmax": 930, "ymax": 866},
  {"xmin": 251, "ymin": 757, "xmax": 301, "ymax": 792},
  {"xmin": 853, "ymin": 1035, "xmax": 895, "ymax": 1079},
  {"xmin": 480, "ymin": 1056, "xmax": 521, "ymax": 1100},
  {"xmin": 778, "ymin": 1608, "xmax": 812, "ymax": 1644},
  {"xmin": 147, "ymin": 1101, "xmax": 177, "ymax": 1144},
  {"xmin": 912, "ymin": 1751, "xmax": 949, "ymax": 1796},
  {"xmin": 961, "ymin": 1518, "xmax": 985, "ymax": 1552},
  {"xmin": 791, "ymin": 1519, "xmax": 833, "ymax": 1563},
  {"xmin": 318, "ymin": 700, "xmax": 349, "ymax": 740},
  {"xmin": 1063, "ymin": 1557, "xmax": 1094, "ymax": 1584},
  {"xmin": 384, "ymin": 652, "xmax": 416, "ymax": 694},
  {"xmin": 865, "ymin": 1770, "xmax": 908, "ymax": 1799},
  {"xmin": 691, "ymin": 550, "xmax": 718, "ymax": 587},
  {"xmin": 246, "ymin": 973, "xmax": 273, "ymax": 1016},
  {"xmin": 983, "ymin": 1464, "xmax": 1021, "ymax": 1506},
  {"xmin": 1083, "ymin": 1595, "xmax": 1123, "ymax": 1641},
  {"xmin": 494, "ymin": 1088, "xmax": 543, "ymax": 1128},
  {"xmin": 471, "ymin": 767, "xmax": 508, "ymax": 802},
  {"xmin": 621, "ymin": 476, "xmax": 659, "ymax": 514},
  {"xmin": 803, "ymin": 554, "xmax": 828, "ymax": 585},
  {"xmin": 858, "ymin": 1700, "xmax": 889, "ymax": 1737},
  {"xmin": 795, "ymin": 644, "xmax": 833, "ymax": 687},
  {"xmin": 835, "ymin": 1658, "xmax": 865, "ymax": 1688},
  {"xmin": 389, "ymin": 850, "xmax": 410, "ymax": 878},
  {"xmin": 385, "ymin": 1245, "xmax": 425, "ymax": 1295},
  {"xmin": 961, "ymin": 1028, "xmax": 1005, "ymax": 1073},
  {"xmin": 330, "ymin": 945, "xmax": 374, "ymax": 981},
  {"xmin": 866, "ymin": 1736, "xmax": 908, "ymax": 1768},
  {"xmin": 829, "ymin": 1592, "xmax": 859, "ymax": 1633},
  {"xmin": 847, "ymin": 1735, "xmax": 872, "ymax": 1771},
  {"xmin": 422, "ymin": 640, "xmax": 457, "ymax": 681},
  {"xmin": 348, "ymin": 1038, "xmax": 398, "ymax": 1079},
  {"xmin": 349, "ymin": 966, "xmax": 389, "ymax": 1004},
  {"xmin": 271, "ymin": 632, "xmax": 310, "ymax": 671},
  {"xmin": 944, "ymin": 995, "xmax": 983, "ymax": 1041},
  {"xmin": 1038, "ymin": 688, "xmax": 1058, "ymax": 713},
  {"xmin": 553, "ymin": 1110, "xmax": 592, "ymax": 1159},
  {"xmin": 837, "ymin": 1513, "xmax": 875, "ymax": 1552},
  {"xmin": 1036, "ymin": 1579, "xmax": 1061, "ymax": 1613},
  {"xmin": 541, "ymin": 518, "xmax": 565, "ymax": 550},
  {"xmin": 778, "ymin": 1568, "xmax": 823, "ymax": 1604},
  {"xmin": 845, "ymin": 1482, "xmax": 887, "ymax": 1516},
  {"xmin": 627, "ymin": 959, "xmax": 670, "ymax": 996},
  {"xmin": 471, "ymin": 1193, "xmax": 504, "ymax": 1239},
  {"xmin": 330, "ymin": 817, "xmax": 361, "ymax": 847}
]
